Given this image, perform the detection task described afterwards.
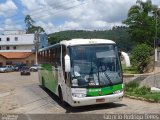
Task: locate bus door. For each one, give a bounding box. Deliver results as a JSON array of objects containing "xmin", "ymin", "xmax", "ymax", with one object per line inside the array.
[
  {"xmin": 62, "ymin": 45, "xmax": 71, "ymax": 101},
  {"xmin": 51, "ymin": 47, "xmax": 60, "ymax": 93}
]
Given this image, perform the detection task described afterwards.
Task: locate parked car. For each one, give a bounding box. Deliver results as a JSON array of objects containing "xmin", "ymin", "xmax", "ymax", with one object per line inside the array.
[
  {"xmin": 20, "ymin": 66, "xmax": 30, "ymax": 75},
  {"xmin": 30, "ymin": 64, "xmax": 39, "ymax": 72},
  {"xmin": 0, "ymin": 66, "xmax": 7, "ymax": 72},
  {"xmin": 14, "ymin": 64, "xmax": 26, "ymax": 71},
  {"xmin": 0, "ymin": 65, "xmax": 14, "ymax": 73}
]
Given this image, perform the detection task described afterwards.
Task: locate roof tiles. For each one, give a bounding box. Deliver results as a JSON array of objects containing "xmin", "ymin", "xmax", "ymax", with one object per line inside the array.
[{"xmin": 0, "ymin": 52, "xmax": 33, "ymax": 59}]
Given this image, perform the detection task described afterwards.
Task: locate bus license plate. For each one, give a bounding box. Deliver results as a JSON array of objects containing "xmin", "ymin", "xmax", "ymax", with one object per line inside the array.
[{"xmin": 96, "ymin": 98, "xmax": 105, "ymax": 103}]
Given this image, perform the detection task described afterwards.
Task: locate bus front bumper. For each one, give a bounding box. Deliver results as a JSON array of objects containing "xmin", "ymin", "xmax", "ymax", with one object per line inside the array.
[{"xmin": 70, "ymin": 91, "xmax": 123, "ymax": 107}]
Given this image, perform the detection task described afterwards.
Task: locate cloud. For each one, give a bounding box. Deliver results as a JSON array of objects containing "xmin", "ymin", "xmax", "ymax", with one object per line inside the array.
[
  {"xmin": 20, "ymin": 0, "xmax": 47, "ymax": 11},
  {"xmin": 0, "ymin": 27, "xmax": 4, "ymax": 34},
  {"xmin": 1, "ymin": 0, "xmax": 159, "ymax": 34},
  {"xmin": 152, "ymin": 0, "xmax": 160, "ymax": 7},
  {"xmin": 59, "ymin": 21, "xmax": 80, "ymax": 30},
  {"xmin": 19, "ymin": 0, "xmax": 160, "ymax": 34},
  {"xmin": 19, "ymin": 0, "xmax": 138, "ymax": 33},
  {"xmin": 36, "ymin": 21, "xmax": 58, "ymax": 33},
  {"xmin": 3, "ymin": 19, "xmax": 23, "ymax": 30},
  {"xmin": 0, "ymin": 0, "xmax": 17, "ymax": 17}
]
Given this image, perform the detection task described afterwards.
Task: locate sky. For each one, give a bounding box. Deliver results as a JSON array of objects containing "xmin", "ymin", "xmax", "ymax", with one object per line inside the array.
[{"xmin": 0, "ymin": 0, "xmax": 159, "ymax": 34}]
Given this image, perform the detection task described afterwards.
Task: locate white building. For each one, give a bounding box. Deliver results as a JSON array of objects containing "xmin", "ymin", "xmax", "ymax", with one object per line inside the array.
[
  {"xmin": 0, "ymin": 30, "xmax": 35, "ymax": 52},
  {"xmin": 0, "ymin": 30, "xmax": 48, "ymax": 66},
  {"xmin": 0, "ymin": 30, "xmax": 36, "ymax": 66},
  {"xmin": 3, "ymin": 30, "xmax": 26, "ymax": 35}
]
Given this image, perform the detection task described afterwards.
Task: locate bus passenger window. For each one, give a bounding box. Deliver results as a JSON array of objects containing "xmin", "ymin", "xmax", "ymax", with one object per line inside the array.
[
  {"xmin": 55, "ymin": 47, "xmax": 61, "ymax": 66},
  {"xmin": 52, "ymin": 49, "xmax": 56, "ymax": 66}
]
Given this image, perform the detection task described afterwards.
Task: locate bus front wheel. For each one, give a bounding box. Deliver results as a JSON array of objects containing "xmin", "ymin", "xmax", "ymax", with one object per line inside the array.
[{"xmin": 58, "ymin": 87, "xmax": 66, "ymax": 106}]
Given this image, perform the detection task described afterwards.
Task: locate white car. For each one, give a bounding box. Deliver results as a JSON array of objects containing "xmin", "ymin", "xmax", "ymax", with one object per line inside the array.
[
  {"xmin": 30, "ymin": 64, "xmax": 39, "ymax": 72},
  {"xmin": 0, "ymin": 65, "xmax": 14, "ymax": 72}
]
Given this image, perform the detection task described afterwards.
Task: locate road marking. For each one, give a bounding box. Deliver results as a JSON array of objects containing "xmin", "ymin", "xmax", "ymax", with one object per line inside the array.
[{"xmin": 0, "ymin": 92, "xmax": 10, "ymax": 98}]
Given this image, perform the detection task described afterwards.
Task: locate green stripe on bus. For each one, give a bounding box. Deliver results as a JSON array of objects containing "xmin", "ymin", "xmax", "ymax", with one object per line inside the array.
[
  {"xmin": 40, "ymin": 64, "xmax": 57, "ymax": 92},
  {"xmin": 87, "ymin": 84, "xmax": 122, "ymax": 96}
]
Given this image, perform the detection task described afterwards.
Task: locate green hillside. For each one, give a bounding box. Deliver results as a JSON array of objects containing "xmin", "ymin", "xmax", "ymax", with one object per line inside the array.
[{"xmin": 48, "ymin": 26, "xmax": 135, "ymax": 52}]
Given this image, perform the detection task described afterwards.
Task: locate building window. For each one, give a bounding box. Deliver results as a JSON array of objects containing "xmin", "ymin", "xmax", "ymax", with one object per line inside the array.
[
  {"xmin": 6, "ymin": 37, "xmax": 10, "ymax": 41},
  {"xmin": 13, "ymin": 46, "xmax": 16, "ymax": 50},
  {"xmin": 6, "ymin": 46, "xmax": 10, "ymax": 50},
  {"xmin": 6, "ymin": 61, "xmax": 12, "ymax": 65},
  {"xmin": 0, "ymin": 38, "xmax": 1, "ymax": 41},
  {"xmin": 15, "ymin": 37, "xmax": 18, "ymax": 41},
  {"xmin": 0, "ymin": 46, "xmax": 1, "ymax": 50}
]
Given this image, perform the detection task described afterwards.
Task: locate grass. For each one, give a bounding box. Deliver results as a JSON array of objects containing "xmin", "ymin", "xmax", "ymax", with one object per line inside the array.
[
  {"xmin": 124, "ymin": 81, "xmax": 160, "ymax": 102},
  {"xmin": 122, "ymin": 65, "xmax": 139, "ymax": 74}
]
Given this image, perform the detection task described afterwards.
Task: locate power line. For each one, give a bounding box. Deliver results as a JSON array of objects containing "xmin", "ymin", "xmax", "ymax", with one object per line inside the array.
[
  {"xmin": 8, "ymin": 0, "xmax": 76, "ymax": 22},
  {"xmin": 0, "ymin": 0, "xmax": 87, "ymax": 25}
]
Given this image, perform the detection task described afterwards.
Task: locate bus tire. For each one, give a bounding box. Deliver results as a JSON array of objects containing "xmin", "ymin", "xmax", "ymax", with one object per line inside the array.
[{"xmin": 58, "ymin": 87, "xmax": 66, "ymax": 106}]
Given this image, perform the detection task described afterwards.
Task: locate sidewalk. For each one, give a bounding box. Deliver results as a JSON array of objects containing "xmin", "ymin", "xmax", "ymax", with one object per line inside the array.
[
  {"xmin": 123, "ymin": 67, "xmax": 160, "ymax": 77},
  {"xmin": 123, "ymin": 67, "xmax": 160, "ymax": 88}
]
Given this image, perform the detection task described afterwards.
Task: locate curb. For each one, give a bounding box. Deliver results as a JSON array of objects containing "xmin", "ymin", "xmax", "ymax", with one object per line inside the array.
[
  {"xmin": 124, "ymin": 95, "xmax": 160, "ymax": 103},
  {"xmin": 123, "ymin": 74, "xmax": 151, "ymax": 77}
]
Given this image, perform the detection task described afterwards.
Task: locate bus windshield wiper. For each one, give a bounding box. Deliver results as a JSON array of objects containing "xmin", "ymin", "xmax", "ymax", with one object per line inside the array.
[
  {"xmin": 103, "ymin": 70, "xmax": 113, "ymax": 86},
  {"xmin": 98, "ymin": 60, "xmax": 113, "ymax": 86}
]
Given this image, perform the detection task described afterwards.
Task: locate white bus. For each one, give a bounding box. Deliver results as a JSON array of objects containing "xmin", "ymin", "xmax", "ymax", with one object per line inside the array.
[{"xmin": 38, "ymin": 39, "xmax": 123, "ymax": 106}]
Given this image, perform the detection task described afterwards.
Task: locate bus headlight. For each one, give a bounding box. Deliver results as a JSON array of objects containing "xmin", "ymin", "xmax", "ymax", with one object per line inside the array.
[
  {"xmin": 72, "ymin": 93, "xmax": 86, "ymax": 98},
  {"xmin": 71, "ymin": 88, "xmax": 87, "ymax": 98},
  {"xmin": 113, "ymin": 90, "xmax": 123, "ymax": 94}
]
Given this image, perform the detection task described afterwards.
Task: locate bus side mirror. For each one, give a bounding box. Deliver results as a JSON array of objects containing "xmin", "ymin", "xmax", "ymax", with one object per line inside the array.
[{"xmin": 65, "ymin": 54, "xmax": 71, "ymax": 72}]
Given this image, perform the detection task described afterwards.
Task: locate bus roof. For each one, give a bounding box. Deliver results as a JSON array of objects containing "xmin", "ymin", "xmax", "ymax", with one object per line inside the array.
[
  {"xmin": 60, "ymin": 39, "xmax": 115, "ymax": 46},
  {"xmin": 39, "ymin": 39, "xmax": 115, "ymax": 51}
]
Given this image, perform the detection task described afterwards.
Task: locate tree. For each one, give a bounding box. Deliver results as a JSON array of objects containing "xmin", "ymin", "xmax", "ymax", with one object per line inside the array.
[
  {"xmin": 131, "ymin": 44, "xmax": 152, "ymax": 73},
  {"xmin": 28, "ymin": 26, "xmax": 45, "ymax": 34},
  {"xmin": 123, "ymin": 0, "xmax": 160, "ymax": 46},
  {"xmin": 24, "ymin": 15, "xmax": 45, "ymax": 34},
  {"xmin": 25, "ymin": 15, "xmax": 35, "ymax": 33},
  {"xmin": 48, "ymin": 27, "xmax": 135, "ymax": 52}
]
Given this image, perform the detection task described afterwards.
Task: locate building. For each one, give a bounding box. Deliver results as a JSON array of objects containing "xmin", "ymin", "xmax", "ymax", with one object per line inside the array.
[
  {"xmin": 0, "ymin": 52, "xmax": 35, "ymax": 66},
  {"xmin": 0, "ymin": 30, "xmax": 48, "ymax": 66},
  {"xmin": 39, "ymin": 33, "xmax": 48, "ymax": 49},
  {"xmin": 0, "ymin": 30, "xmax": 35, "ymax": 52}
]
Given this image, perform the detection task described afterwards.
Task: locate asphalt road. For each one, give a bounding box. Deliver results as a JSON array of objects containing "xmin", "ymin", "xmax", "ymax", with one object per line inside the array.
[{"xmin": 0, "ymin": 72, "xmax": 160, "ymax": 115}]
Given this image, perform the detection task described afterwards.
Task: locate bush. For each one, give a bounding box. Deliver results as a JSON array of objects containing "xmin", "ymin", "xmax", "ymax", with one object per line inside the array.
[
  {"xmin": 124, "ymin": 81, "xmax": 140, "ymax": 92},
  {"xmin": 134, "ymin": 86, "xmax": 151, "ymax": 95},
  {"xmin": 131, "ymin": 44, "xmax": 152, "ymax": 73},
  {"xmin": 122, "ymin": 65, "xmax": 139, "ymax": 74}
]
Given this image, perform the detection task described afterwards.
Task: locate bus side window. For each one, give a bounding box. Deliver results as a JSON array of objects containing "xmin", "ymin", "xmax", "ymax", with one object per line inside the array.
[
  {"xmin": 55, "ymin": 47, "xmax": 61, "ymax": 67},
  {"xmin": 52, "ymin": 48, "xmax": 56, "ymax": 66}
]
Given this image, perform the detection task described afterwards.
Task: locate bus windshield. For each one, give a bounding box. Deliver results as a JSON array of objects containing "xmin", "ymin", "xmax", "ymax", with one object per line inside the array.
[{"xmin": 69, "ymin": 44, "xmax": 122, "ymax": 88}]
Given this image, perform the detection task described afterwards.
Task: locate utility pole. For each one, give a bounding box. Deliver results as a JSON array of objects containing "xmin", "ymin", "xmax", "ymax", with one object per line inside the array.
[
  {"xmin": 34, "ymin": 30, "xmax": 40, "ymax": 65},
  {"xmin": 152, "ymin": 9, "xmax": 160, "ymax": 91},
  {"xmin": 155, "ymin": 10, "xmax": 158, "ymax": 62}
]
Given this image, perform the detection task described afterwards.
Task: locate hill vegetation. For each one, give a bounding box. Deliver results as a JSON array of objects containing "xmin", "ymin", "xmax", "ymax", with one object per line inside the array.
[{"xmin": 48, "ymin": 26, "xmax": 135, "ymax": 52}]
